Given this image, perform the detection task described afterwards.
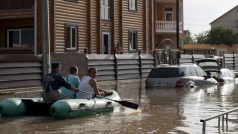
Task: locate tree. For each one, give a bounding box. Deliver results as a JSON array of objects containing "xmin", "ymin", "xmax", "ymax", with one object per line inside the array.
[
  {"xmin": 194, "ymin": 31, "xmax": 209, "ymax": 44},
  {"xmin": 184, "ymin": 30, "xmax": 194, "ymax": 44},
  {"xmin": 207, "ymin": 26, "xmax": 238, "ymax": 45}
]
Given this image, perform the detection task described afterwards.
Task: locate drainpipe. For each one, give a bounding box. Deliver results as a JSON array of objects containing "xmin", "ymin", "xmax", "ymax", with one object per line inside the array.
[
  {"xmin": 42, "ymin": 0, "xmax": 51, "ymax": 76},
  {"xmin": 176, "ymin": 0, "xmax": 180, "ymax": 49},
  {"xmin": 34, "ymin": 0, "xmax": 37, "ymax": 55}
]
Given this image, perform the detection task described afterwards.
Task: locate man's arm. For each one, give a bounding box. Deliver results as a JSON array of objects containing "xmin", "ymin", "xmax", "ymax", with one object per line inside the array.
[
  {"xmin": 89, "ymin": 78, "xmax": 105, "ymax": 96},
  {"xmin": 58, "ymin": 75, "xmax": 79, "ymax": 92}
]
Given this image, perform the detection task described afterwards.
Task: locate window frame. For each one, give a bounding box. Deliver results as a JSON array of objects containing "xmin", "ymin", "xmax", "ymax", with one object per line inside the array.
[
  {"xmin": 101, "ymin": 32, "xmax": 111, "ymax": 54},
  {"xmin": 164, "ymin": 7, "xmax": 173, "ymax": 21},
  {"xmin": 129, "ymin": 0, "xmax": 137, "ymax": 11},
  {"xmin": 65, "ymin": 24, "xmax": 78, "ymax": 51},
  {"xmin": 128, "ymin": 29, "xmax": 138, "ymax": 52},
  {"xmin": 7, "ymin": 28, "xmax": 34, "ymax": 48},
  {"xmin": 101, "ymin": 0, "xmax": 111, "ymax": 20}
]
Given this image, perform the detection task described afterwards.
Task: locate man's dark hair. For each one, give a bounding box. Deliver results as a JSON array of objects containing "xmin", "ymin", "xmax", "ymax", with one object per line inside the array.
[
  {"xmin": 88, "ymin": 68, "xmax": 96, "ymax": 73},
  {"xmin": 70, "ymin": 66, "xmax": 78, "ymax": 74}
]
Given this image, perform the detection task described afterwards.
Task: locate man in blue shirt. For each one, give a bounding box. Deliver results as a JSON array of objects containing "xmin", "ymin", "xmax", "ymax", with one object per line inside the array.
[{"xmin": 42, "ymin": 62, "xmax": 79, "ymax": 102}]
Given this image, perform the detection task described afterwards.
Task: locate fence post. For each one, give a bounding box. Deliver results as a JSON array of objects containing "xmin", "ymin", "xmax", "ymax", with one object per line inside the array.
[
  {"xmin": 114, "ymin": 53, "xmax": 118, "ymax": 81},
  {"xmin": 138, "ymin": 50, "xmax": 142, "ymax": 79},
  {"xmin": 233, "ymin": 51, "xmax": 235, "ymax": 70}
]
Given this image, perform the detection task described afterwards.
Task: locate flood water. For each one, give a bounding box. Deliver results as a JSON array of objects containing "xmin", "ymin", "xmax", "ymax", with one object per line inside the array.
[{"xmin": 1, "ymin": 79, "xmax": 238, "ymax": 134}]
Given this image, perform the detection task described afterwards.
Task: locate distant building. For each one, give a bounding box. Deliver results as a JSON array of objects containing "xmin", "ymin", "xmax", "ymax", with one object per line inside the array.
[{"xmin": 210, "ymin": 5, "xmax": 238, "ymax": 34}]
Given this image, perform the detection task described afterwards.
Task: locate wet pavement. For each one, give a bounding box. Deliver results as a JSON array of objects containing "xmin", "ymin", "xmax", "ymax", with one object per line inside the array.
[{"xmin": 1, "ymin": 79, "xmax": 238, "ymax": 134}]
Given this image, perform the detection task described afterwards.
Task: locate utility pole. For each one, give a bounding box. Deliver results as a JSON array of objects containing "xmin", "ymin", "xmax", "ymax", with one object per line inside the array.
[
  {"xmin": 42, "ymin": 0, "xmax": 51, "ymax": 76},
  {"xmin": 176, "ymin": 0, "xmax": 180, "ymax": 49}
]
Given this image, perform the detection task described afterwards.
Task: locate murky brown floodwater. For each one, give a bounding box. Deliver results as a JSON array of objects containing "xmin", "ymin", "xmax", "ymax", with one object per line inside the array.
[{"xmin": 1, "ymin": 79, "xmax": 238, "ymax": 134}]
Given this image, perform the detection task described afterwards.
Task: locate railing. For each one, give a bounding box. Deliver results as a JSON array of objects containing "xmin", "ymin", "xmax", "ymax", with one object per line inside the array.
[
  {"xmin": 0, "ymin": 0, "xmax": 34, "ymax": 10},
  {"xmin": 156, "ymin": 21, "xmax": 182, "ymax": 33},
  {"xmin": 200, "ymin": 108, "xmax": 238, "ymax": 134}
]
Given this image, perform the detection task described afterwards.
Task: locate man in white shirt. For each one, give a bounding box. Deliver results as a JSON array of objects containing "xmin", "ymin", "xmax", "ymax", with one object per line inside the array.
[{"xmin": 76, "ymin": 68, "xmax": 112, "ymax": 99}]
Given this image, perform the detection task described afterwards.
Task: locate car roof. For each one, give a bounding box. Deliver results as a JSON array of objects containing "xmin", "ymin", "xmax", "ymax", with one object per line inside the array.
[
  {"xmin": 155, "ymin": 64, "xmax": 198, "ymax": 68},
  {"xmin": 196, "ymin": 58, "xmax": 220, "ymax": 63}
]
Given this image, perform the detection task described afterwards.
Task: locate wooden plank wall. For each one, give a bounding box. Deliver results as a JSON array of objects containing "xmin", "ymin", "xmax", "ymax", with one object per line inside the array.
[
  {"xmin": 53, "ymin": 0, "xmax": 89, "ymax": 53},
  {"xmin": 0, "ymin": 55, "xmax": 42, "ymax": 89},
  {"xmin": 51, "ymin": 0, "xmax": 152, "ymax": 54}
]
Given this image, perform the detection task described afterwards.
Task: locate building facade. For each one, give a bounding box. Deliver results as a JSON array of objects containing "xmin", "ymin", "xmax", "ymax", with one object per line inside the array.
[
  {"xmin": 0, "ymin": 0, "xmax": 184, "ymax": 55},
  {"xmin": 155, "ymin": 0, "xmax": 184, "ymax": 50}
]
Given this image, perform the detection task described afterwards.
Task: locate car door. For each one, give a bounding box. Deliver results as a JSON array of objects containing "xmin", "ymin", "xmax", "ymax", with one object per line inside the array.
[
  {"xmin": 188, "ymin": 66, "xmax": 198, "ymax": 82},
  {"xmin": 194, "ymin": 66, "xmax": 211, "ymax": 86}
]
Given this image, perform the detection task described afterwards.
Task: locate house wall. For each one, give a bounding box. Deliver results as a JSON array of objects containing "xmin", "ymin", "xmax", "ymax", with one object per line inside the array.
[
  {"xmin": 155, "ymin": 0, "xmax": 184, "ymax": 49},
  {"xmin": 0, "ymin": 0, "xmax": 153, "ymax": 54},
  {"xmin": 211, "ymin": 6, "xmax": 238, "ymax": 34},
  {"xmin": 51, "ymin": 0, "xmax": 152, "ymax": 54}
]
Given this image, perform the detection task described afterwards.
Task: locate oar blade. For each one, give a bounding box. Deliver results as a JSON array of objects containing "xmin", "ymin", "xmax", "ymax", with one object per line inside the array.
[{"xmin": 115, "ymin": 100, "xmax": 139, "ymax": 110}]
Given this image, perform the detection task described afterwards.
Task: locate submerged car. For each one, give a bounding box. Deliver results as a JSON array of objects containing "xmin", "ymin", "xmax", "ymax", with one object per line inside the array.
[
  {"xmin": 145, "ymin": 64, "xmax": 217, "ymax": 88},
  {"xmin": 196, "ymin": 58, "xmax": 235, "ymax": 84},
  {"xmin": 205, "ymin": 68, "xmax": 235, "ymax": 84},
  {"xmin": 196, "ymin": 58, "xmax": 222, "ymax": 71}
]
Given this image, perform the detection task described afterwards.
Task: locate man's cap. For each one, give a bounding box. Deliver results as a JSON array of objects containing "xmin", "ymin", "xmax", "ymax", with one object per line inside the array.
[{"xmin": 51, "ymin": 61, "xmax": 62, "ymax": 69}]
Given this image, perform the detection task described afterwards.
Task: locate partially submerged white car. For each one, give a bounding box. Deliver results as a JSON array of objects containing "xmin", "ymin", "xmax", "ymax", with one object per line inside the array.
[{"xmin": 145, "ymin": 64, "xmax": 217, "ymax": 88}]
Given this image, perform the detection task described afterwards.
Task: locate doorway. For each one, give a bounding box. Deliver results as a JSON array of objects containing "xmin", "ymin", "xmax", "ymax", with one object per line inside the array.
[{"xmin": 102, "ymin": 32, "xmax": 111, "ymax": 54}]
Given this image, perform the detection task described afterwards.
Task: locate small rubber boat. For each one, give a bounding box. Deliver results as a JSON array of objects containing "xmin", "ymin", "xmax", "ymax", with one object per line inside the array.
[{"xmin": 0, "ymin": 90, "xmax": 122, "ymax": 119}]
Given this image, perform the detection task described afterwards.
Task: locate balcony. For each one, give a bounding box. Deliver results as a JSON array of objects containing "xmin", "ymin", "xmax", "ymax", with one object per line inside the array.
[{"xmin": 156, "ymin": 21, "xmax": 182, "ymax": 33}]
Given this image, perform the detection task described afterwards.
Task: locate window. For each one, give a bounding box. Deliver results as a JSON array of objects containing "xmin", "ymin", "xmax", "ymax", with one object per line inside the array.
[
  {"xmin": 101, "ymin": 0, "xmax": 110, "ymax": 20},
  {"xmin": 65, "ymin": 25, "xmax": 78, "ymax": 50},
  {"xmin": 129, "ymin": 0, "xmax": 137, "ymax": 11},
  {"xmin": 102, "ymin": 32, "xmax": 111, "ymax": 54},
  {"xmin": 129, "ymin": 30, "xmax": 137, "ymax": 51},
  {"xmin": 164, "ymin": 7, "xmax": 173, "ymax": 21},
  {"xmin": 195, "ymin": 66, "xmax": 206, "ymax": 77},
  {"xmin": 7, "ymin": 28, "xmax": 34, "ymax": 48}
]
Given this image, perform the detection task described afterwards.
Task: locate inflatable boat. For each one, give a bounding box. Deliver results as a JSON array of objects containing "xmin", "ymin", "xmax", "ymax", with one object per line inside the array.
[{"xmin": 0, "ymin": 90, "xmax": 123, "ymax": 119}]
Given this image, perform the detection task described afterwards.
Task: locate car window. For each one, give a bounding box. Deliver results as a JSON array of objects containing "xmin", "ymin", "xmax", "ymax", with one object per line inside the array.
[
  {"xmin": 195, "ymin": 66, "xmax": 206, "ymax": 77},
  {"xmin": 189, "ymin": 66, "xmax": 197, "ymax": 76},
  {"xmin": 147, "ymin": 67, "xmax": 186, "ymax": 78},
  {"xmin": 198, "ymin": 61, "xmax": 218, "ymax": 67}
]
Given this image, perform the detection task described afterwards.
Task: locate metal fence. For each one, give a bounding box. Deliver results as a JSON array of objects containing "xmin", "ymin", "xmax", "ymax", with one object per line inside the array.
[{"xmin": 87, "ymin": 54, "xmax": 155, "ymax": 81}]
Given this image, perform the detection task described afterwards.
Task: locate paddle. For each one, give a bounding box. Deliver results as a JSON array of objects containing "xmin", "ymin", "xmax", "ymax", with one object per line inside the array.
[{"xmin": 79, "ymin": 90, "xmax": 139, "ymax": 110}]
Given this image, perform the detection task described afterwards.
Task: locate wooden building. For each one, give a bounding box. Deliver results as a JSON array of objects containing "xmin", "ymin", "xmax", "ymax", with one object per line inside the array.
[
  {"xmin": 0, "ymin": 0, "xmax": 156, "ymax": 54},
  {"xmin": 0, "ymin": 0, "xmax": 184, "ymax": 55}
]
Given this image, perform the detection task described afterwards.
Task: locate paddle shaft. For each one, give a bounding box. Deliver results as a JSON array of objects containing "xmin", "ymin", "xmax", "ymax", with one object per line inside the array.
[{"xmin": 78, "ymin": 90, "xmax": 139, "ymax": 110}]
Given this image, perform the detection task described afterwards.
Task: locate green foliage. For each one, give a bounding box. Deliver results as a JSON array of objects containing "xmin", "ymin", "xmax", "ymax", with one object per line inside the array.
[
  {"xmin": 184, "ymin": 30, "xmax": 194, "ymax": 44},
  {"xmin": 207, "ymin": 26, "xmax": 238, "ymax": 45},
  {"xmin": 194, "ymin": 31, "xmax": 209, "ymax": 44}
]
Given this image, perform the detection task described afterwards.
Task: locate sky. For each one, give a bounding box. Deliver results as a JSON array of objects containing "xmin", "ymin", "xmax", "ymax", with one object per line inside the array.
[{"xmin": 184, "ymin": 0, "xmax": 238, "ymax": 36}]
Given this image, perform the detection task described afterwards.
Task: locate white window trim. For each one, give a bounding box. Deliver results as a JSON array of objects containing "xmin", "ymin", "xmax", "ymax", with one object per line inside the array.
[
  {"xmin": 101, "ymin": 32, "xmax": 111, "ymax": 54},
  {"xmin": 129, "ymin": 30, "xmax": 137, "ymax": 51},
  {"xmin": 129, "ymin": 0, "xmax": 137, "ymax": 11},
  {"xmin": 7, "ymin": 28, "xmax": 34, "ymax": 48},
  {"xmin": 101, "ymin": 0, "xmax": 110, "ymax": 20},
  {"xmin": 164, "ymin": 7, "xmax": 173, "ymax": 21},
  {"xmin": 66, "ymin": 26, "xmax": 77, "ymax": 50}
]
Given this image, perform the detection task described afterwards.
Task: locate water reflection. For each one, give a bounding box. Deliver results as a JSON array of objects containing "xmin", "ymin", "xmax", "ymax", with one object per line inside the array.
[{"xmin": 1, "ymin": 80, "xmax": 238, "ymax": 133}]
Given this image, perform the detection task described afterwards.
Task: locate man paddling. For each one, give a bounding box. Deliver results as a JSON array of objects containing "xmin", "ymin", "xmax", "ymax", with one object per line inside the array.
[
  {"xmin": 42, "ymin": 62, "xmax": 79, "ymax": 102},
  {"xmin": 76, "ymin": 68, "xmax": 112, "ymax": 99}
]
